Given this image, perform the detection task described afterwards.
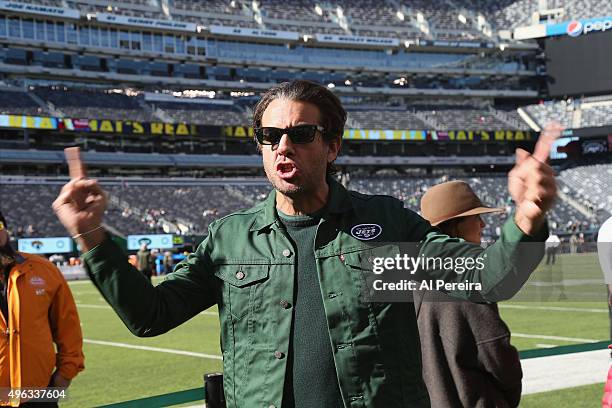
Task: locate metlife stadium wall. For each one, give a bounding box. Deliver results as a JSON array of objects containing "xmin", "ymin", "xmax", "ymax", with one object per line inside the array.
[{"xmin": 544, "ymin": 16, "xmax": 612, "ymax": 97}]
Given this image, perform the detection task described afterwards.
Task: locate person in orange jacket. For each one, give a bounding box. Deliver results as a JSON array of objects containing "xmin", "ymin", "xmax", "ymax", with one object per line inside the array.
[{"xmin": 0, "ymin": 211, "xmax": 84, "ymax": 406}]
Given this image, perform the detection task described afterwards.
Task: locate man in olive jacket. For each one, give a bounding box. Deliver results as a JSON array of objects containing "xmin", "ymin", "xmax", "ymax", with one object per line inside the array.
[{"xmin": 53, "ymin": 80, "xmax": 559, "ymax": 408}]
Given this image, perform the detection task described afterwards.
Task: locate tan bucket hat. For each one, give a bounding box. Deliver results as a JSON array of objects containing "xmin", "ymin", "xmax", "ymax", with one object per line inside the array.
[{"xmin": 420, "ymin": 180, "xmax": 505, "ymax": 226}]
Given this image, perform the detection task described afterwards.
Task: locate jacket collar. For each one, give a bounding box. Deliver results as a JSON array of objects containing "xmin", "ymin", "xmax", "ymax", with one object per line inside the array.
[{"xmin": 249, "ymin": 176, "xmax": 353, "ymax": 232}]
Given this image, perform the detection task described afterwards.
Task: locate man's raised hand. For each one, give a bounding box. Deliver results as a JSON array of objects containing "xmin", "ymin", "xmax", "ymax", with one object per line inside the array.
[
  {"xmin": 508, "ymin": 122, "xmax": 562, "ymax": 235},
  {"xmin": 52, "ymin": 147, "xmax": 107, "ymax": 251}
]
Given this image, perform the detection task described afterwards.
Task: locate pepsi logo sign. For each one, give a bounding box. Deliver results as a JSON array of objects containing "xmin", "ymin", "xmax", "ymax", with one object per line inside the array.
[
  {"xmin": 351, "ymin": 224, "xmax": 382, "ymax": 240},
  {"xmin": 566, "ymin": 20, "xmax": 583, "ymax": 37}
]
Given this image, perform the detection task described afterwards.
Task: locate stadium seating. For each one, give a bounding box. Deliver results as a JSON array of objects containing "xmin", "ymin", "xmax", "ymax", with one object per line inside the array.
[
  {"xmin": 13, "ymin": 0, "xmax": 612, "ymax": 44},
  {"xmin": 0, "ymin": 89, "xmax": 48, "ymax": 116},
  {"xmin": 151, "ymin": 101, "xmax": 248, "ymax": 125},
  {"xmin": 523, "ymin": 96, "xmax": 612, "ymax": 129},
  {"xmin": 0, "ymin": 85, "xmax": 532, "ymax": 130},
  {"xmin": 2, "ymin": 166, "xmax": 604, "ymax": 238},
  {"xmin": 32, "ymin": 87, "xmax": 155, "ymax": 122},
  {"xmin": 559, "ymin": 164, "xmax": 612, "ymax": 220}
]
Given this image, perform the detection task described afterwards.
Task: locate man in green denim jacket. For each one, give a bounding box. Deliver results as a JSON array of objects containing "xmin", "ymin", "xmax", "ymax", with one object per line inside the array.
[{"xmin": 53, "ymin": 81, "xmax": 559, "ymax": 408}]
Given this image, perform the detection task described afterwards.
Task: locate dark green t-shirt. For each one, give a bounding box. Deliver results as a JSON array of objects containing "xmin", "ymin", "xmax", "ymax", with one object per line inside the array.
[{"xmin": 278, "ymin": 208, "xmax": 345, "ymax": 408}]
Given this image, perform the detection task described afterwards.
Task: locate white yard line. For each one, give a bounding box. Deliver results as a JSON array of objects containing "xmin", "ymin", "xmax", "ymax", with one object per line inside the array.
[
  {"xmin": 535, "ymin": 344, "xmax": 558, "ymax": 348},
  {"xmin": 513, "ymin": 333, "xmax": 599, "ymax": 343},
  {"xmin": 84, "ymin": 339, "xmax": 222, "ymax": 360},
  {"xmin": 500, "ymin": 304, "xmax": 608, "ymax": 313},
  {"xmin": 522, "ymin": 349, "xmax": 609, "ymax": 394}
]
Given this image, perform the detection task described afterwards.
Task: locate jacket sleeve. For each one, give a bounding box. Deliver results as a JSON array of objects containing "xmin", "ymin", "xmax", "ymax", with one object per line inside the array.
[
  {"xmin": 81, "ymin": 230, "xmax": 218, "ymax": 337},
  {"xmin": 409, "ymin": 209, "xmax": 548, "ymax": 302},
  {"xmin": 48, "ymin": 265, "xmax": 85, "ymax": 380}
]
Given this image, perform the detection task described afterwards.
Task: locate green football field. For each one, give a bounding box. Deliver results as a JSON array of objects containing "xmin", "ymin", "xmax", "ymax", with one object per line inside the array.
[{"xmin": 61, "ymin": 252, "xmax": 609, "ymax": 407}]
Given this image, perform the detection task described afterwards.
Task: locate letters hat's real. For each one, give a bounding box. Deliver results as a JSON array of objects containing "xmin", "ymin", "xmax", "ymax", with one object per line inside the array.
[{"xmin": 420, "ymin": 181, "xmax": 504, "ymax": 226}]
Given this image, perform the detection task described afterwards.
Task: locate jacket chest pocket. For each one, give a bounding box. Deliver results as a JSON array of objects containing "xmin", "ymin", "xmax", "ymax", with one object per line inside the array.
[{"xmin": 214, "ymin": 264, "xmax": 270, "ymax": 321}]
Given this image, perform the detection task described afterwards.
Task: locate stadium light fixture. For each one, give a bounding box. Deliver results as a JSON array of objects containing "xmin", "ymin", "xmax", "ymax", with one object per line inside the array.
[
  {"xmin": 314, "ymin": 5, "xmax": 323, "ymax": 16},
  {"xmin": 458, "ymin": 14, "xmax": 467, "ymax": 24},
  {"xmin": 327, "ymin": 83, "xmax": 335, "ymax": 89},
  {"xmin": 396, "ymin": 11, "xmax": 405, "ymax": 21},
  {"xmin": 344, "ymin": 79, "xmax": 352, "ymax": 86}
]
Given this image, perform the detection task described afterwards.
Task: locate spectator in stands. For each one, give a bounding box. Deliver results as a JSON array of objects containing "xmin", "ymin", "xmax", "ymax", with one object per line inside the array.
[
  {"xmin": 53, "ymin": 80, "xmax": 558, "ymax": 407},
  {"xmin": 163, "ymin": 250, "xmax": 174, "ymax": 275},
  {"xmin": 0, "ymin": 210, "xmax": 84, "ymax": 406},
  {"xmin": 415, "ymin": 181, "xmax": 522, "ymax": 408},
  {"xmin": 136, "ymin": 243, "xmax": 154, "ymax": 281}
]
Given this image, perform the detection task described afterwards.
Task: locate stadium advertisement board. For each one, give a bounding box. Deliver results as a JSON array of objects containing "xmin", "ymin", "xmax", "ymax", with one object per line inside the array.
[
  {"xmin": 0, "ymin": 114, "xmax": 57, "ymax": 129},
  {"xmin": 210, "ymin": 25, "xmax": 299, "ymax": 41},
  {"xmin": 546, "ymin": 15, "xmax": 612, "ymax": 37},
  {"xmin": 0, "ymin": 0, "xmax": 79, "ymax": 19},
  {"xmin": 416, "ymin": 39, "xmax": 495, "ymax": 49},
  {"xmin": 0, "ymin": 114, "xmax": 199, "ymax": 136},
  {"xmin": 18, "ymin": 237, "xmax": 73, "ymax": 254},
  {"xmin": 96, "ymin": 13, "xmax": 197, "ymax": 32},
  {"xmin": 314, "ymin": 34, "xmax": 399, "ymax": 47},
  {"xmin": 545, "ymin": 29, "xmax": 612, "ymax": 96},
  {"xmin": 0, "ymin": 113, "xmax": 533, "ymax": 141},
  {"xmin": 127, "ymin": 234, "xmax": 174, "ymax": 250},
  {"xmin": 224, "ymin": 125, "xmax": 534, "ymax": 141}
]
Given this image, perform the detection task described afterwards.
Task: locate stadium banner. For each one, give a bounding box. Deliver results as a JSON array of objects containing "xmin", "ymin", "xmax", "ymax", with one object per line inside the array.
[
  {"xmin": 209, "ymin": 25, "xmax": 299, "ymax": 41},
  {"xmin": 546, "ymin": 15, "xmax": 612, "ymax": 37},
  {"xmin": 0, "ymin": 114, "xmax": 58, "ymax": 129},
  {"xmin": 223, "ymin": 126, "xmax": 534, "ymax": 142},
  {"xmin": 0, "ymin": 114, "xmax": 534, "ymax": 141},
  {"xmin": 96, "ymin": 13, "xmax": 197, "ymax": 33},
  {"xmin": 127, "ymin": 234, "xmax": 174, "ymax": 250},
  {"xmin": 0, "ymin": 1, "xmax": 80, "ymax": 19},
  {"xmin": 18, "ymin": 237, "xmax": 73, "ymax": 254},
  {"xmin": 344, "ymin": 129, "xmax": 533, "ymax": 141},
  {"xmin": 314, "ymin": 34, "xmax": 399, "ymax": 47},
  {"xmin": 416, "ymin": 39, "xmax": 495, "ymax": 49},
  {"xmin": 60, "ymin": 118, "xmax": 199, "ymax": 136}
]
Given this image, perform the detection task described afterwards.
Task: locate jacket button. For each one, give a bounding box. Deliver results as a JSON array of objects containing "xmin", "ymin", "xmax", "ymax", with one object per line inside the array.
[
  {"xmin": 274, "ymin": 350, "xmax": 284, "ymax": 359},
  {"xmin": 282, "ymin": 249, "xmax": 291, "ymax": 257},
  {"xmin": 235, "ymin": 271, "xmax": 245, "ymax": 280},
  {"xmin": 279, "ymin": 299, "xmax": 290, "ymax": 309}
]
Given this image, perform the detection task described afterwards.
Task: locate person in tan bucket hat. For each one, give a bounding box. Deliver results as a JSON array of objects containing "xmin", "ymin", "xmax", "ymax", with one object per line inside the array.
[
  {"xmin": 414, "ymin": 180, "xmax": 523, "ymax": 408},
  {"xmin": 420, "ymin": 180, "xmax": 505, "ymax": 243}
]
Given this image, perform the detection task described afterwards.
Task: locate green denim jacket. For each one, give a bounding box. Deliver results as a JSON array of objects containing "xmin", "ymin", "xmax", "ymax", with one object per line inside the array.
[{"xmin": 82, "ymin": 178, "xmax": 546, "ymax": 408}]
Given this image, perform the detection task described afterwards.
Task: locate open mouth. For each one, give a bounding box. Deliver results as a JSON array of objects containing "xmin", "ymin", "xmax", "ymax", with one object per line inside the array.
[{"xmin": 276, "ymin": 162, "xmax": 297, "ymax": 179}]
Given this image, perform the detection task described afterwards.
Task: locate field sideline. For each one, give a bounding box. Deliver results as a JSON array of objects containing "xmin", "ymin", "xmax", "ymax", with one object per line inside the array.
[{"xmin": 61, "ymin": 253, "xmax": 608, "ymax": 407}]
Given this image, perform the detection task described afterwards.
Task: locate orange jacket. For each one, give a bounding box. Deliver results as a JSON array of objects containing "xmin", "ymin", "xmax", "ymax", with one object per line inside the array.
[{"xmin": 0, "ymin": 252, "xmax": 84, "ymax": 406}]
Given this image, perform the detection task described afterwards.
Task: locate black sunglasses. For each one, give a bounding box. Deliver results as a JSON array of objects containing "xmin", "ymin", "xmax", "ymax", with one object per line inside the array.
[{"xmin": 254, "ymin": 124, "xmax": 325, "ymax": 145}]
